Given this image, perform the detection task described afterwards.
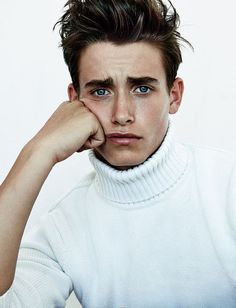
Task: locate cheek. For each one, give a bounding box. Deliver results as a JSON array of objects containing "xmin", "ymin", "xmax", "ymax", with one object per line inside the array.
[
  {"xmin": 137, "ymin": 103, "xmax": 166, "ymax": 125},
  {"xmin": 84, "ymin": 102, "xmax": 110, "ymax": 127}
]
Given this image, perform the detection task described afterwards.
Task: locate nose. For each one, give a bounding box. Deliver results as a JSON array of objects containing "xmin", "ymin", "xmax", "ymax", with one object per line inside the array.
[{"xmin": 111, "ymin": 93, "xmax": 135, "ymax": 125}]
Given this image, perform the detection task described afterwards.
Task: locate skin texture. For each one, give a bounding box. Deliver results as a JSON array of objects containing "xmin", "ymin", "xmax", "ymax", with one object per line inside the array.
[{"xmin": 68, "ymin": 41, "xmax": 184, "ymax": 169}]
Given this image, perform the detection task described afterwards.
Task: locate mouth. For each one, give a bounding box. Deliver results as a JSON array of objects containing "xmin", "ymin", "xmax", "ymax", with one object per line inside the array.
[{"xmin": 106, "ymin": 133, "xmax": 142, "ymax": 146}]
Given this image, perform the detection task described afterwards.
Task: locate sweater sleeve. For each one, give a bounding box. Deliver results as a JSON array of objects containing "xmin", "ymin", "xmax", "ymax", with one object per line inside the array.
[{"xmin": 0, "ymin": 214, "xmax": 73, "ymax": 308}]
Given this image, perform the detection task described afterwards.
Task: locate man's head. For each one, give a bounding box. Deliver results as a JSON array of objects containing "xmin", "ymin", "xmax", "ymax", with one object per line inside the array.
[
  {"xmin": 54, "ymin": 0, "xmax": 190, "ymax": 169},
  {"xmin": 55, "ymin": 0, "xmax": 190, "ymax": 93}
]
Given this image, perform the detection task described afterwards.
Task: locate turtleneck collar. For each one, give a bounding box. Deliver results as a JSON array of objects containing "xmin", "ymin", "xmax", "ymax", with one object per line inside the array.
[{"xmin": 89, "ymin": 120, "xmax": 189, "ymax": 206}]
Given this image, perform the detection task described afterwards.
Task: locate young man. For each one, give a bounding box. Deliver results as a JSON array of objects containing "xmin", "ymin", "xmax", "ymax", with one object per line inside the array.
[{"xmin": 0, "ymin": 0, "xmax": 235, "ymax": 307}]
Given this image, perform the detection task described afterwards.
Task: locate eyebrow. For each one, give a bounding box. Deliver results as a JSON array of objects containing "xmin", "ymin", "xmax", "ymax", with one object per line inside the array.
[
  {"xmin": 84, "ymin": 76, "xmax": 159, "ymax": 89},
  {"xmin": 127, "ymin": 76, "xmax": 160, "ymax": 86},
  {"xmin": 84, "ymin": 77, "xmax": 114, "ymax": 89}
]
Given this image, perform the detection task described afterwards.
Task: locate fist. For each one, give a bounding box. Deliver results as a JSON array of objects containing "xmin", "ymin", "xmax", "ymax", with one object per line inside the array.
[{"xmin": 32, "ymin": 100, "xmax": 105, "ymax": 163}]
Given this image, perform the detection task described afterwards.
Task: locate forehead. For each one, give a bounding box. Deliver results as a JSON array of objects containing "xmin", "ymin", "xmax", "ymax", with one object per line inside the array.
[{"xmin": 78, "ymin": 41, "xmax": 166, "ymax": 85}]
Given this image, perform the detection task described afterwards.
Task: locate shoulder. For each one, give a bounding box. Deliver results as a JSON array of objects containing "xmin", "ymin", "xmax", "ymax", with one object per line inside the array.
[
  {"xmin": 180, "ymin": 141, "xmax": 236, "ymax": 205},
  {"xmin": 181, "ymin": 143, "xmax": 236, "ymax": 233},
  {"xmin": 39, "ymin": 171, "xmax": 96, "ymax": 235},
  {"xmin": 183, "ymin": 141, "xmax": 235, "ymax": 160},
  {"xmin": 179, "ymin": 142, "xmax": 236, "ymax": 195},
  {"xmin": 24, "ymin": 171, "xmax": 97, "ymax": 247},
  {"xmin": 182, "ymin": 142, "xmax": 235, "ymax": 171},
  {"xmin": 48, "ymin": 171, "xmax": 96, "ymax": 213}
]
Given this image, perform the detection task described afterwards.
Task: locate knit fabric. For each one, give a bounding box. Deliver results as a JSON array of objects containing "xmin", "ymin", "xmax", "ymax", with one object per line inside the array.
[{"xmin": 1, "ymin": 124, "xmax": 236, "ymax": 307}]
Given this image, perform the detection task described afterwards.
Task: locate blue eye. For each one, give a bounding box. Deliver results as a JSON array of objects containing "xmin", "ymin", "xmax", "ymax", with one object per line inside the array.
[
  {"xmin": 135, "ymin": 86, "xmax": 151, "ymax": 94},
  {"xmin": 93, "ymin": 89, "xmax": 109, "ymax": 96}
]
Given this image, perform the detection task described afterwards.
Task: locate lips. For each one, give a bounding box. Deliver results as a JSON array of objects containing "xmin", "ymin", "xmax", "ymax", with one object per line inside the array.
[{"xmin": 106, "ymin": 133, "xmax": 141, "ymax": 145}]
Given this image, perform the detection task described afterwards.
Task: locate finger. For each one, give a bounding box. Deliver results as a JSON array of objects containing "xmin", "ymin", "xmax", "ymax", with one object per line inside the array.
[
  {"xmin": 89, "ymin": 126, "xmax": 105, "ymax": 148},
  {"xmin": 77, "ymin": 134, "xmax": 103, "ymax": 153},
  {"xmin": 86, "ymin": 138, "xmax": 104, "ymax": 149}
]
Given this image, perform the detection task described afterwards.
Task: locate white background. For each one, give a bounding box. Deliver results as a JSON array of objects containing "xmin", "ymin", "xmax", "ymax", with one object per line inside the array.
[{"xmin": 0, "ymin": 1, "xmax": 235, "ymax": 307}]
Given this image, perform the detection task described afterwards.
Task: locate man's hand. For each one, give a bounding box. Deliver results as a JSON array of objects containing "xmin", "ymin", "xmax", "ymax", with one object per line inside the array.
[{"xmin": 32, "ymin": 100, "xmax": 105, "ymax": 164}]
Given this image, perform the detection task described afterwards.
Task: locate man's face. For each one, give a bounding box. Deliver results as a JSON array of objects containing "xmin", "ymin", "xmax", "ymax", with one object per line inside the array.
[{"xmin": 76, "ymin": 41, "xmax": 183, "ymax": 169}]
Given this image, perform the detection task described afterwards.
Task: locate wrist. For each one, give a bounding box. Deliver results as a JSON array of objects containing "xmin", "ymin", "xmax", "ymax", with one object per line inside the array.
[{"xmin": 23, "ymin": 137, "xmax": 57, "ymax": 169}]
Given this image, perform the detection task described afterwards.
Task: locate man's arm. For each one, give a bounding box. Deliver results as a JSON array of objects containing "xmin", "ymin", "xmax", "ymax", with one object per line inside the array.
[{"xmin": 0, "ymin": 100, "xmax": 104, "ymax": 295}]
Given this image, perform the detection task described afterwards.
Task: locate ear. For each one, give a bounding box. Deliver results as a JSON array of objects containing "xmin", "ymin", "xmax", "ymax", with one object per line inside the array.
[
  {"xmin": 169, "ymin": 78, "xmax": 184, "ymax": 114},
  {"xmin": 67, "ymin": 83, "xmax": 78, "ymax": 101}
]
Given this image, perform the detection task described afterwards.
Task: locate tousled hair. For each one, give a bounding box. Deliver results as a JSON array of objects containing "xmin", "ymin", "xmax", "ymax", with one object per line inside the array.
[{"xmin": 54, "ymin": 0, "xmax": 191, "ymax": 92}]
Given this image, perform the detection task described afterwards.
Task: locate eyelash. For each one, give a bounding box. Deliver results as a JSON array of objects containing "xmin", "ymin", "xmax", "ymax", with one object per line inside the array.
[
  {"xmin": 90, "ymin": 86, "xmax": 152, "ymax": 97},
  {"xmin": 135, "ymin": 86, "xmax": 152, "ymax": 94}
]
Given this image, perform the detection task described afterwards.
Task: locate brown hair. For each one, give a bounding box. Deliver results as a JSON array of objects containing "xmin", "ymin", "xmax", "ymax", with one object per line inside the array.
[{"xmin": 54, "ymin": 0, "xmax": 191, "ymax": 92}]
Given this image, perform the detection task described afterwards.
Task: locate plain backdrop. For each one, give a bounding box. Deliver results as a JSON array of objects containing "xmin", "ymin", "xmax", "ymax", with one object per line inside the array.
[{"xmin": 0, "ymin": 1, "xmax": 235, "ymax": 307}]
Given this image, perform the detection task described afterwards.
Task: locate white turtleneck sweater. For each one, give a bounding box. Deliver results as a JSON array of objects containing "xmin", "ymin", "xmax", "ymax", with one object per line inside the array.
[{"xmin": 1, "ymin": 125, "xmax": 236, "ymax": 308}]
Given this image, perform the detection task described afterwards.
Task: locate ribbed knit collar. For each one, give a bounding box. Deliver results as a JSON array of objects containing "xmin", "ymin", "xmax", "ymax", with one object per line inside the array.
[{"xmin": 89, "ymin": 121, "xmax": 189, "ymax": 206}]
